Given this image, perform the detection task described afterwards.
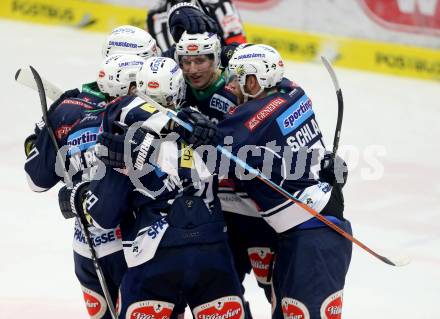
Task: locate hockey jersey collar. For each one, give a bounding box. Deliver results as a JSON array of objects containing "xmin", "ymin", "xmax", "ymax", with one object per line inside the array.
[{"xmin": 188, "ymin": 71, "xmax": 226, "ymax": 101}]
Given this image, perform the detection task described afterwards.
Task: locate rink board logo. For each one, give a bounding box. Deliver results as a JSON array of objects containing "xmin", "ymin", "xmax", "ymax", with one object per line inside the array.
[
  {"xmin": 126, "ymin": 300, "xmax": 174, "ymax": 319},
  {"xmin": 281, "ymin": 297, "xmax": 310, "ymax": 319},
  {"xmin": 247, "ymin": 247, "xmax": 274, "ymax": 284},
  {"xmin": 81, "ymin": 286, "xmax": 107, "ymax": 319},
  {"xmin": 67, "ymin": 127, "xmax": 99, "ymax": 155},
  {"xmin": 193, "ymin": 295, "xmax": 244, "ymax": 319},
  {"xmin": 276, "ymin": 95, "xmax": 313, "ymax": 136},
  {"xmin": 320, "ymin": 290, "xmax": 343, "ymax": 319}
]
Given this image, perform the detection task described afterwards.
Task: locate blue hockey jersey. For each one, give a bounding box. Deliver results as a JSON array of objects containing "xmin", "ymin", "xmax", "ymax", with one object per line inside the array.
[
  {"xmin": 87, "ymin": 96, "xmax": 226, "ymax": 267},
  {"xmin": 217, "ymin": 82, "xmax": 336, "ymax": 233},
  {"xmin": 24, "ymin": 82, "xmax": 123, "ymax": 258}
]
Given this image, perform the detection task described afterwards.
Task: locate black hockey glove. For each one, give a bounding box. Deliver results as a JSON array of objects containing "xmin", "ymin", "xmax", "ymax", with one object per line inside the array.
[
  {"xmin": 58, "ymin": 181, "xmax": 94, "ymax": 224},
  {"xmin": 98, "ymin": 122, "xmax": 159, "ymax": 170},
  {"xmin": 97, "ymin": 121, "xmax": 128, "ymax": 169},
  {"xmin": 319, "ymin": 153, "xmax": 348, "ymax": 187},
  {"xmin": 176, "ymin": 108, "xmax": 223, "ymax": 148},
  {"xmin": 168, "ymin": 2, "xmax": 220, "ymax": 42}
]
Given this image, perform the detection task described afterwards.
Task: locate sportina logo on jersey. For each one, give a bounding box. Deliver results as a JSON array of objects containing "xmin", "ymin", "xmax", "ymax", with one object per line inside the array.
[
  {"xmin": 67, "ymin": 127, "xmax": 99, "ymax": 155},
  {"xmin": 276, "ymin": 94, "xmax": 314, "ymax": 136}
]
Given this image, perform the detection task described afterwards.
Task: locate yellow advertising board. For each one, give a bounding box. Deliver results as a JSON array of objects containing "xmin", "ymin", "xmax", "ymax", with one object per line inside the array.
[
  {"xmin": 246, "ymin": 24, "xmax": 440, "ymax": 81},
  {"xmin": 0, "ymin": 0, "xmax": 146, "ymax": 31},
  {"xmin": 1, "ymin": 0, "xmax": 439, "ymax": 81}
]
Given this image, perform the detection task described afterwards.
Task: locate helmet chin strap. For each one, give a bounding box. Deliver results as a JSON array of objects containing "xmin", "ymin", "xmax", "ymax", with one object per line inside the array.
[{"xmin": 240, "ymin": 83, "xmax": 264, "ymax": 102}]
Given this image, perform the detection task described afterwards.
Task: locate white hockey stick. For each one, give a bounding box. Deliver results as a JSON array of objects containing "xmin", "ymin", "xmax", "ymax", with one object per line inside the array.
[{"xmin": 15, "ymin": 66, "xmax": 63, "ymax": 101}]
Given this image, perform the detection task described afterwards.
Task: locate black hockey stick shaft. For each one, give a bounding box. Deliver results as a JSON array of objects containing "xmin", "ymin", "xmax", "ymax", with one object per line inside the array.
[
  {"xmin": 195, "ymin": 0, "xmax": 210, "ymax": 16},
  {"xmin": 28, "ymin": 66, "xmax": 118, "ymax": 319},
  {"xmin": 321, "ymin": 56, "xmax": 343, "ymax": 155}
]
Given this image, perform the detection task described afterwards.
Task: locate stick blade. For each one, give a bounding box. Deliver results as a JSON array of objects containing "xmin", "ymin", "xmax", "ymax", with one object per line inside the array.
[
  {"xmin": 321, "ymin": 56, "xmax": 341, "ymax": 91},
  {"xmin": 15, "ymin": 65, "xmax": 63, "ymax": 101}
]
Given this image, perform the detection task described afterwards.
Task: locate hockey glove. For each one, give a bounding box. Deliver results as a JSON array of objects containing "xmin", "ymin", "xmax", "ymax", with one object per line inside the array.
[
  {"xmin": 98, "ymin": 122, "xmax": 159, "ymax": 170},
  {"xmin": 97, "ymin": 121, "xmax": 128, "ymax": 169},
  {"xmin": 176, "ymin": 107, "xmax": 223, "ymax": 148},
  {"xmin": 58, "ymin": 181, "xmax": 94, "ymax": 224},
  {"xmin": 319, "ymin": 153, "xmax": 348, "ymax": 187},
  {"xmin": 168, "ymin": 2, "xmax": 220, "ymax": 42}
]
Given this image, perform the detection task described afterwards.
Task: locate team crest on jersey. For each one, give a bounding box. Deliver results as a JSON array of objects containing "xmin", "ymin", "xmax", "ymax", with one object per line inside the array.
[
  {"xmin": 81, "ymin": 286, "xmax": 107, "ymax": 319},
  {"xmin": 276, "ymin": 95, "xmax": 313, "ymax": 136},
  {"xmin": 247, "ymin": 247, "xmax": 274, "ymax": 284},
  {"xmin": 126, "ymin": 300, "xmax": 174, "ymax": 319},
  {"xmin": 320, "ymin": 290, "xmax": 343, "ymax": 319},
  {"xmin": 209, "ymin": 94, "xmax": 235, "ymax": 113},
  {"xmin": 193, "ymin": 296, "xmax": 244, "ymax": 319},
  {"xmin": 281, "ymin": 297, "xmax": 310, "ymax": 319}
]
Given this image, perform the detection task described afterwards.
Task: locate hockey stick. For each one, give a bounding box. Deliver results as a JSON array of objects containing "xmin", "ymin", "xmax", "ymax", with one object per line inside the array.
[
  {"xmin": 134, "ymin": 93, "xmax": 409, "ymax": 267},
  {"xmin": 15, "ymin": 66, "xmax": 63, "ymax": 101},
  {"xmin": 27, "ymin": 66, "xmax": 118, "ymax": 319},
  {"xmin": 193, "ymin": 0, "xmax": 227, "ymax": 46},
  {"xmin": 321, "ymin": 56, "xmax": 343, "ymax": 155},
  {"xmin": 194, "ymin": 0, "xmax": 211, "ymax": 16}
]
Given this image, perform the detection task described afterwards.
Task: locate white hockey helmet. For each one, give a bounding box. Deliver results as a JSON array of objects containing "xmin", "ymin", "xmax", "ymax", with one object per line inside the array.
[
  {"xmin": 136, "ymin": 57, "xmax": 185, "ymax": 107},
  {"xmin": 97, "ymin": 54, "xmax": 144, "ymax": 97},
  {"xmin": 228, "ymin": 44, "xmax": 285, "ymax": 98},
  {"xmin": 175, "ymin": 31, "xmax": 221, "ymax": 68},
  {"xmin": 102, "ymin": 25, "xmax": 160, "ymax": 59}
]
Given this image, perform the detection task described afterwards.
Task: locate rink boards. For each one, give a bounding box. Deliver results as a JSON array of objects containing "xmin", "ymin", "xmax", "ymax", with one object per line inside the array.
[{"xmin": 1, "ymin": 0, "xmax": 439, "ymax": 81}]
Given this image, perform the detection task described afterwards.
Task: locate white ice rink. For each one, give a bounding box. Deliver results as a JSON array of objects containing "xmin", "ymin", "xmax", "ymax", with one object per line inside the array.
[{"xmin": 0, "ymin": 20, "xmax": 439, "ymax": 318}]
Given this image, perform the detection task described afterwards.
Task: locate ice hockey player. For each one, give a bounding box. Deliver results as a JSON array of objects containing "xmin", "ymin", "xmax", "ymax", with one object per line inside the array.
[
  {"xmin": 60, "ymin": 56, "xmax": 246, "ymax": 319},
  {"xmin": 24, "ymin": 53, "xmax": 145, "ymax": 319},
  {"xmin": 178, "ymin": 44, "xmax": 352, "ymax": 319},
  {"xmin": 175, "ymin": 31, "xmax": 277, "ymax": 313},
  {"xmin": 147, "ymin": 0, "xmax": 246, "ymax": 53}
]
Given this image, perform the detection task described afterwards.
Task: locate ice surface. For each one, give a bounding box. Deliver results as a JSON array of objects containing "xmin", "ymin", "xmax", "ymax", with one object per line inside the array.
[{"xmin": 0, "ymin": 20, "xmax": 439, "ymax": 318}]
